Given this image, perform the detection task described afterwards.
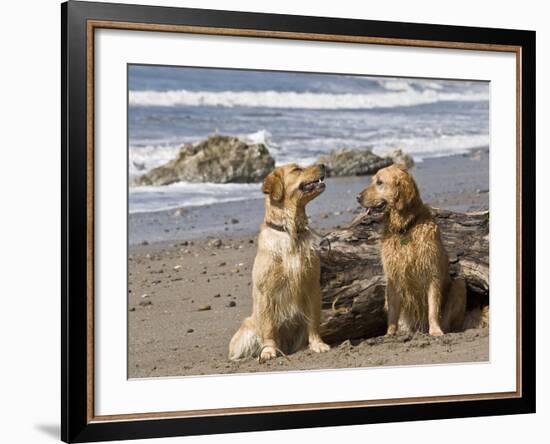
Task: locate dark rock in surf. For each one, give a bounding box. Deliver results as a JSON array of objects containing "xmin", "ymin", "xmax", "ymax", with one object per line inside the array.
[
  {"xmin": 316, "ymin": 148, "xmax": 393, "ymax": 177},
  {"xmin": 135, "ymin": 135, "xmax": 275, "ymax": 186}
]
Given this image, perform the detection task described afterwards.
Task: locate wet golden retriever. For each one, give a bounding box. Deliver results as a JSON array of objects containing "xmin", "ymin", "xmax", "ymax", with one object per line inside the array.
[
  {"xmin": 229, "ymin": 163, "xmax": 331, "ymax": 362},
  {"xmin": 357, "ymin": 164, "xmax": 466, "ymax": 336}
]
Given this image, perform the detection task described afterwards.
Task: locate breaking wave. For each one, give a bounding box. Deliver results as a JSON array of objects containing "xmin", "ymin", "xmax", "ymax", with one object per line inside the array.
[{"xmin": 129, "ymin": 89, "xmax": 488, "ymax": 109}]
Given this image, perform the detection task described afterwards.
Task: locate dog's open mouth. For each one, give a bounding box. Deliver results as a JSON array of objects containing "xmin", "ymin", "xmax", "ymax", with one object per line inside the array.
[
  {"xmin": 299, "ymin": 176, "xmax": 326, "ymax": 193},
  {"xmin": 363, "ymin": 200, "xmax": 387, "ymax": 216}
]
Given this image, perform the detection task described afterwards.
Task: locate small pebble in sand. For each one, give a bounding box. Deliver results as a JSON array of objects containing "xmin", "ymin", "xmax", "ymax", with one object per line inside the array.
[
  {"xmin": 141, "ymin": 240, "xmax": 149, "ymax": 245},
  {"xmin": 139, "ymin": 300, "xmax": 152, "ymax": 307},
  {"xmin": 227, "ymin": 301, "xmax": 237, "ymax": 307},
  {"xmin": 339, "ymin": 339, "xmax": 353, "ymax": 348},
  {"xmin": 198, "ymin": 304, "xmax": 211, "ymax": 311},
  {"xmin": 214, "ymin": 293, "xmax": 221, "ymax": 298},
  {"xmin": 231, "ymin": 218, "xmax": 239, "ymax": 224},
  {"xmin": 129, "ymin": 307, "xmax": 136, "ymax": 312},
  {"xmin": 187, "ymin": 328, "xmax": 194, "ymax": 333},
  {"xmin": 249, "ymin": 239, "xmax": 254, "ymax": 244},
  {"xmin": 141, "ymin": 294, "xmax": 149, "ymax": 298},
  {"xmin": 218, "ymin": 261, "xmax": 226, "ymax": 267},
  {"xmin": 207, "ymin": 238, "xmax": 223, "ymax": 248},
  {"xmin": 173, "ymin": 265, "xmax": 182, "ymax": 270}
]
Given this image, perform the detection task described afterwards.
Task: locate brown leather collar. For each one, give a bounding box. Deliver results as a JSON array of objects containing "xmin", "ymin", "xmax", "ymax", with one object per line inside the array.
[
  {"xmin": 397, "ymin": 214, "xmax": 417, "ymax": 235},
  {"xmin": 266, "ymin": 220, "xmax": 287, "ymax": 232},
  {"xmin": 265, "ymin": 221, "xmax": 307, "ymax": 234}
]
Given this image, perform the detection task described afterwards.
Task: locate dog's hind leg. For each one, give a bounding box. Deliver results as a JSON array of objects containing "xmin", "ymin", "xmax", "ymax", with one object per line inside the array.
[
  {"xmin": 228, "ymin": 317, "xmax": 261, "ymax": 361},
  {"xmin": 442, "ymin": 278, "xmax": 467, "ymax": 332}
]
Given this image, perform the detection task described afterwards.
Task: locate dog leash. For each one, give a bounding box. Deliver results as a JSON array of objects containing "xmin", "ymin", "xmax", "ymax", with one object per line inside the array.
[{"xmin": 307, "ymin": 226, "xmax": 332, "ymax": 255}]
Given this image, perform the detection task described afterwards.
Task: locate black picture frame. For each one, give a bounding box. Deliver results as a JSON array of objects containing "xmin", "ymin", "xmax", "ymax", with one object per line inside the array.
[{"xmin": 62, "ymin": 1, "xmax": 536, "ymax": 442}]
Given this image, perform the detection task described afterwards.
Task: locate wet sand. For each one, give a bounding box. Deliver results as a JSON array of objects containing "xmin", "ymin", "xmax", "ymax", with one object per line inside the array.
[{"xmin": 128, "ymin": 236, "xmax": 488, "ymax": 378}]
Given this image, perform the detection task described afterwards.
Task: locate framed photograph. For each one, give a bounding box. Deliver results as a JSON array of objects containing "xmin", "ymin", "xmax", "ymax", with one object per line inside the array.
[{"xmin": 62, "ymin": 1, "xmax": 536, "ymax": 442}]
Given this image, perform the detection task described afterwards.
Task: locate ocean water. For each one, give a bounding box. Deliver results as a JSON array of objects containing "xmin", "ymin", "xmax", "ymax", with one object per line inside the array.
[{"xmin": 128, "ymin": 65, "xmax": 489, "ymax": 214}]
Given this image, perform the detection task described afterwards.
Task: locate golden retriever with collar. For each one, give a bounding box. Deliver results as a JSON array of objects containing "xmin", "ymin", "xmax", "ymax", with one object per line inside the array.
[
  {"xmin": 357, "ymin": 164, "xmax": 466, "ymax": 336},
  {"xmin": 229, "ymin": 163, "xmax": 331, "ymax": 362}
]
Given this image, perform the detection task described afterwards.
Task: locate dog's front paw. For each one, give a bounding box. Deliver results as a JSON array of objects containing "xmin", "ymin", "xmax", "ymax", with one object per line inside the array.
[
  {"xmin": 386, "ymin": 325, "xmax": 398, "ymax": 336},
  {"xmin": 259, "ymin": 346, "xmax": 277, "ymax": 363},
  {"xmin": 429, "ymin": 326, "xmax": 444, "ymax": 337},
  {"xmin": 309, "ymin": 340, "xmax": 330, "ymax": 353}
]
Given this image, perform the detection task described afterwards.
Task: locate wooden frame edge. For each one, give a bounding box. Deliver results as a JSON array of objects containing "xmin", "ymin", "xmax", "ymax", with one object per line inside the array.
[
  {"xmin": 89, "ymin": 19, "xmax": 521, "ymax": 53},
  {"xmin": 90, "ymin": 391, "xmax": 520, "ymax": 423}
]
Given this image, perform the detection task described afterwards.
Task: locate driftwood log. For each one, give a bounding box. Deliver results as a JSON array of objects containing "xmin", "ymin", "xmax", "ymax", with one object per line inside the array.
[{"xmin": 318, "ymin": 208, "xmax": 489, "ymax": 343}]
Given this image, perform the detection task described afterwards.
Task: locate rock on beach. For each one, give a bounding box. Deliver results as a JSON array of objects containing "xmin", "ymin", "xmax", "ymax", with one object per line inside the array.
[{"xmin": 135, "ymin": 135, "xmax": 275, "ymax": 186}]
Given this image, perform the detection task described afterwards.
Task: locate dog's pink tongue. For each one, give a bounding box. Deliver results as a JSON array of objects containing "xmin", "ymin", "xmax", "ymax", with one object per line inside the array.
[{"xmin": 364, "ymin": 208, "xmax": 371, "ymax": 216}]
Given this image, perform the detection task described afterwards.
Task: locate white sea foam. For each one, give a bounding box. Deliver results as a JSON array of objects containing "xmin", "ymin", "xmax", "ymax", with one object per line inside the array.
[
  {"xmin": 129, "ymin": 143, "xmax": 181, "ymax": 177},
  {"xmin": 276, "ymin": 133, "xmax": 489, "ymax": 163},
  {"xmin": 377, "ymin": 78, "xmax": 447, "ymax": 92},
  {"xmin": 237, "ymin": 129, "xmax": 275, "ymax": 147},
  {"xmin": 129, "ymin": 89, "xmax": 488, "ymax": 109},
  {"xmin": 371, "ymin": 134, "xmax": 489, "ymax": 160},
  {"xmin": 378, "ymin": 80, "xmax": 413, "ymax": 91},
  {"xmin": 129, "ymin": 182, "xmax": 262, "ymax": 214}
]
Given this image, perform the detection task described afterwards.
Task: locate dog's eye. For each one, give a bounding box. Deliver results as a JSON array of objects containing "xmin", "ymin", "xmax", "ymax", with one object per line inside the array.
[{"xmin": 376, "ymin": 179, "xmax": 383, "ymax": 186}]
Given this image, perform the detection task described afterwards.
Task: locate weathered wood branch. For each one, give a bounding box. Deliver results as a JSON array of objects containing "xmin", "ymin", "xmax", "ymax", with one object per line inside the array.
[{"xmin": 318, "ymin": 208, "xmax": 489, "ymax": 343}]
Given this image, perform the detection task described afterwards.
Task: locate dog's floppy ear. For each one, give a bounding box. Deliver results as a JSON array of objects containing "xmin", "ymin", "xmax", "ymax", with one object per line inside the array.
[
  {"xmin": 262, "ymin": 170, "xmax": 284, "ymax": 202},
  {"xmin": 393, "ymin": 172, "xmax": 419, "ymax": 211}
]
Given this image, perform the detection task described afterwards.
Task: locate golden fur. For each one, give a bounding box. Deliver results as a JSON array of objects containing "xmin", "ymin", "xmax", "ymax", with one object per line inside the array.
[
  {"xmin": 229, "ymin": 163, "xmax": 330, "ymax": 362},
  {"xmin": 358, "ymin": 164, "xmax": 466, "ymax": 336}
]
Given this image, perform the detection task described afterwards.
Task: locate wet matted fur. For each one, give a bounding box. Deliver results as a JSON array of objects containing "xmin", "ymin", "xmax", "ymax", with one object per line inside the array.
[
  {"xmin": 229, "ymin": 163, "xmax": 331, "ymax": 362},
  {"xmin": 357, "ymin": 164, "xmax": 466, "ymax": 336}
]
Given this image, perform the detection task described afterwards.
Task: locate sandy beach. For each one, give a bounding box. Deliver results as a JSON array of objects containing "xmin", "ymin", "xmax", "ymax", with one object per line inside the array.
[{"xmin": 128, "ymin": 150, "xmax": 489, "ymax": 378}]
